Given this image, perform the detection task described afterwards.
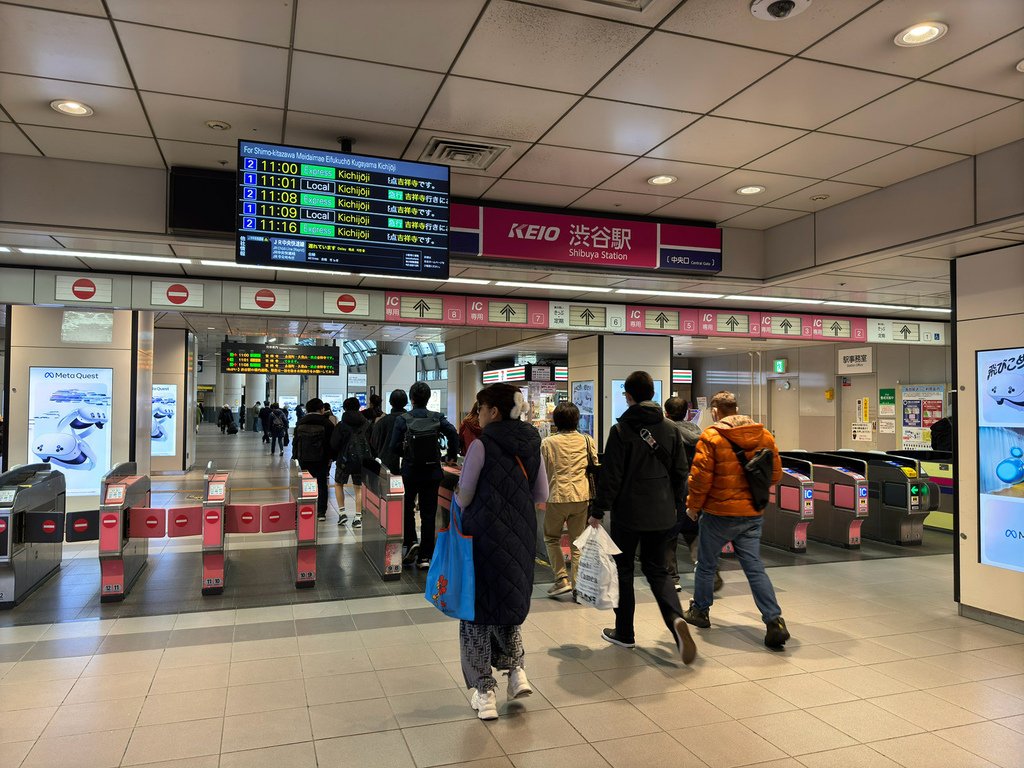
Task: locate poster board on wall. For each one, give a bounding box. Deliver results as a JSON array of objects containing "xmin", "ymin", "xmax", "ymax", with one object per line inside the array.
[
  {"xmin": 151, "ymin": 383, "xmax": 178, "ymax": 458},
  {"xmin": 572, "ymin": 380, "xmax": 595, "ymax": 437},
  {"xmin": 977, "ymin": 347, "xmax": 1024, "ymax": 574},
  {"xmin": 28, "ymin": 366, "xmax": 113, "ymax": 496},
  {"xmin": 901, "ymin": 384, "xmax": 945, "ymax": 450}
]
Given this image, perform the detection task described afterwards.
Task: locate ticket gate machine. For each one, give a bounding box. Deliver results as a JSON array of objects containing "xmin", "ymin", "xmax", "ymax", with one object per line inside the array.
[
  {"xmin": 99, "ymin": 462, "xmax": 151, "ymax": 601},
  {"xmin": 826, "ymin": 450, "xmax": 939, "ymax": 545},
  {"xmin": 201, "ymin": 463, "xmax": 230, "ymax": 596},
  {"xmin": 762, "ymin": 462, "xmax": 814, "ymax": 552},
  {"xmin": 781, "ymin": 452, "xmax": 870, "ymax": 548},
  {"xmin": 291, "ymin": 465, "xmax": 319, "ymax": 588},
  {"xmin": 362, "ymin": 460, "xmax": 406, "ymax": 580},
  {"xmin": 889, "ymin": 450, "xmax": 954, "ymax": 531},
  {"xmin": 0, "ymin": 464, "xmax": 66, "ymax": 608}
]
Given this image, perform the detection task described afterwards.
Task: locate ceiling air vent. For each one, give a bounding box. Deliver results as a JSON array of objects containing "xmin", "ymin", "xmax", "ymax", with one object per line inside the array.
[
  {"xmin": 581, "ymin": 0, "xmax": 656, "ymax": 11},
  {"xmin": 419, "ymin": 137, "xmax": 509, "ymax": 171}
]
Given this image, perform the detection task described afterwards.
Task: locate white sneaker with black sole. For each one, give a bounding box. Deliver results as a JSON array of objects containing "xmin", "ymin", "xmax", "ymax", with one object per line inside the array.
[
  {"xmin": 402, "ymin": 543, "xmax": 419, "ymax": 566},
  {"xmin": 471, "ymin": 689, "xmax": 498, "ymax": 720}
]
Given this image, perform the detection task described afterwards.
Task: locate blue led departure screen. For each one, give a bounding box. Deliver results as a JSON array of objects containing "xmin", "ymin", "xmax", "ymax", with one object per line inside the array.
[{"xmin": 236, "ymin": 141, "xmax": 450, "ymax": 279}]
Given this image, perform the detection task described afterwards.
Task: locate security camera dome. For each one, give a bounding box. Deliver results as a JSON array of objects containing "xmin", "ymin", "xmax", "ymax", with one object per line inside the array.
[{"xmin": 750, "ymin": 0, "xmax": 811, "ymax": 21}]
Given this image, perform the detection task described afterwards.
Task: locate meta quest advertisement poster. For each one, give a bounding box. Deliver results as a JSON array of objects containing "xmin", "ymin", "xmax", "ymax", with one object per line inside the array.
[
  {"xmin": 28, "ymin": 367, "xmax": 113, "ymax": 496},
  {"xmin": 978, "ymin": 348, "xmax": 1024, "ymax": 573}
]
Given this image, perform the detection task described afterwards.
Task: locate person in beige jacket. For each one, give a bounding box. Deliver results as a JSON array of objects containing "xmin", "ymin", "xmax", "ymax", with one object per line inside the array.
[{"xmin": 540, "ymin": 402, "xmax": 599, "ymax": 597}]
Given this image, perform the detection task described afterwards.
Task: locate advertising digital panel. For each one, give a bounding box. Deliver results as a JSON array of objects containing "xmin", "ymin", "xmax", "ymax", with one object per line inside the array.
[
  {"xmin": 977, "ymin": 347, "xmax": 1024, "ymax": 573},
  {"xmin": 220, "ymin": 342, "xmax": 340, "ymax": 375},
  {"xmin": 151, "ymin": 384, "xmax": 178, "ymax": 458},
  {"xmin": 572, "ymin": 380, "xmax": 594, "ymax": 437},
  {"xmin": 611, "ymin": 379, "xmax": 663, "ymax": 421},
  {"xmin": 237, "ymin": 140, "xmax": 449, "ymax": 279},
  {"xmin": 29, "ymin": 367, "xmax": 113, "ymax": 497}
]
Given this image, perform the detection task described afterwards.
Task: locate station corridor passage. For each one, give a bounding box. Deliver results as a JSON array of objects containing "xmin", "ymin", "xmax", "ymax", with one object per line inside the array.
[{"xmin": 2, "ymin": 553, "xmax": 1024, "ymax": 767}]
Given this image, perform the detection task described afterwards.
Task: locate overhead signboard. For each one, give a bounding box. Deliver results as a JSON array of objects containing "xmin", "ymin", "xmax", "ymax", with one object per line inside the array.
[
  {"xmin": 237, "ymin": 140, "xmax": 450, "ymax": 279},
  {"xmin": 322, "ymin": 290, "xmax": 370, "ymax": 317},
  {"xmin": 760, "ymin": 314, "xmax": 810, "ymax": 338},
  {"xmin": 867, "ymin": 318, "xmax": 945, "ymax": 345},
  {"xmin": 150, "ymin": 280, "xmax": 205, "ymax": 308},
  {"xmin": 220, "ymin": 342, "xmax": 339, "ymax": 375},
  {"xmin": 549, "ymin": 301, "xmax": 625, "ymax": 332},
  {"xmin": 55, "ymin": 275, "xmax": 113, "ymax": 304},
  {"xmin": 240, "ymin": 285, "xmax": 289, "ymax": 312},
  {"xmin": 384, "ymin": 292, "xmax": 465, "ymax": 325},
  {"xmin": 838, "ymin": 347, "xmax": 873, "ymax": 374},
  {"xmin": 467, "ymin": 298, "xmax": 548, "ymax": 328}
]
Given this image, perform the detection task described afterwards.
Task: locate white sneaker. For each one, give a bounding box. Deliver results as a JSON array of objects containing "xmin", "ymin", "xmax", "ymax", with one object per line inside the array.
[
  {"xmin": 506, "ymin": 667, "xmax": 533, "ymax": 699},
  {"xmin": 471, "ymin": 689, "xmax": 498, "ymax": 720}
]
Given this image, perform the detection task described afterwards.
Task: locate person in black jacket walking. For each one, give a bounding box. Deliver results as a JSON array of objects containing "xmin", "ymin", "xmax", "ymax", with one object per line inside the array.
[
  {"xmin": 335, "ymin": 397, "xmax": 370, "ymax": 528},
  {"xmin": 293, "ymin": 398, "xmax": 335, "ymax": 521},
  {"xmin": 369, "ymin": 389, "xmax": 408, "ymax": 474},
  {"xmin": 591, "ymin": 371, "xmax": 696, "ymax": 664},
  {"xmin": 455, "ymin": 383, "xmax": 548, "ymax": 720}
]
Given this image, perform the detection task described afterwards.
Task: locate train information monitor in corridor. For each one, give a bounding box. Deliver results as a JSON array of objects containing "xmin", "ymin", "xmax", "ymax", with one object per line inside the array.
[
  {"xmin": 236, "ymin": 140, "xmax": 450, "ymax": 279},
  {"xmin": 219, "ymin": 342, "xmax": 340, "ymax": 376}
]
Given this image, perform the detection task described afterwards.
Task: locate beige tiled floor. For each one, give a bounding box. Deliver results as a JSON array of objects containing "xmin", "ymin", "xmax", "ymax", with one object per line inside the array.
[{"xmin": 2, "ymin": 553, "xmax": 1024, "ymax": 767}]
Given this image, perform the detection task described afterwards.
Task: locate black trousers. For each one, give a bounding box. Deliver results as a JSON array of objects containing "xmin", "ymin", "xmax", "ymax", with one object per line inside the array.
[
  {"xmin": 300, "ymin": 461, "xmax": 330, "ymax": 516},
  {"xmin": 611, "ymin": 522, "xmax": 684, "ymax": 643},
  {"xmin": 403, "ymin": 471, "xmax": 441, "ymax": 561}
]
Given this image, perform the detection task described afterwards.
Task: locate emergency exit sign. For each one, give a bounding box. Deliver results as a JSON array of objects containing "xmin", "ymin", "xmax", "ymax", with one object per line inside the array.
[{"xmin": 774, "ymin": 358, "xmax": 788, "ymax": 374}]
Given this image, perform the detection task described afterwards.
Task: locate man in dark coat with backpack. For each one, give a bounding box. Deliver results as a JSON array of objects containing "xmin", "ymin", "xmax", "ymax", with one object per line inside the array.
[
  {"xmin": 683, "ymin": 390, "xmax": 789, "ymax": 650},
  {"xmin": 370, "ymin": 389, "xmax": 408, "ymax": 474},
  {"xmin": 292, "ymin": 398, "xmax": 335, "ymax": 521},
  {"xmin": 333, "ymin": 397, "xmax": 369, "ymax": 528},
  {"xmin": 388, "ymin": 382, "xmax": 459, "ymax": 570},
  {"xmin": 591, "ymin": 371, "xmax": 696, "ymax": 665}
]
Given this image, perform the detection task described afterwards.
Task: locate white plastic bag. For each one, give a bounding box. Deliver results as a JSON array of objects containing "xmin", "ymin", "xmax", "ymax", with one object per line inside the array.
[{"xmin": 573, "ymin": 525, "xmax": 622, "ymax": 610}]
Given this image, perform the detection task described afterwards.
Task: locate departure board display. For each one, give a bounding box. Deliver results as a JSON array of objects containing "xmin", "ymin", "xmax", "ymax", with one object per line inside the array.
[
  {"xmin": 236, "ymin": 141, "xmax": 449, "ymax": 279},
  {"xmin": 219, "ymin": 342, "xmax": 340, "ymax": 376}
]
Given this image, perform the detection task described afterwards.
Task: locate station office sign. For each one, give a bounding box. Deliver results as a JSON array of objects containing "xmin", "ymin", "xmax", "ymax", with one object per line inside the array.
[{"xmin": 838, "ymin": 347, "xmax": 873, "ymax": 374}]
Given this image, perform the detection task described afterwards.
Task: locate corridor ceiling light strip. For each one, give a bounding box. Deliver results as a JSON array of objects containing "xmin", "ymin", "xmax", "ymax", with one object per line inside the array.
[
  {"xmin": 723, "ymin": 294, "xmax": 823, "ymax": 304},
  {"xmin": 496, "ymin": 281, "xmax": 614, "ymax": 293},
  {"xmin": 615, "ymin": 288, "xmax": 724, "ymax": 299},
  {"xmin": 823, "ymin": 300, "xmax": 914, "ymax": 310},
  {"xmin": 198, "ymin": 260, "xmax": 350, "ymax": 276},
  {"xmin": 0, "ymin": 246, "xmax": 10, "ymax": 252},
  {"xmin": 446, "ymin": 277, "xmax": 492, "ymax": 285},
  {"xmin": 908, "ymin": 307, "xmax": 952, "ymax": 313},
  {"xmin": 20, "ymin": 248, "xmax": 192, "ymax": 265}
]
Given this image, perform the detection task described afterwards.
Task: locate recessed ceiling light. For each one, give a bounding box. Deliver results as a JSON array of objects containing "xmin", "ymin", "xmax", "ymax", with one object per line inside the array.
[
  {"xmin": 205, "ymin": 120, "xmax": 231, "ymax": 131},
  {"xmin": 496, "ymin": 281, "xmax": 613, "ymax": 293},
  {"xmin": 50, "ymin": 99, "xmax": 94, "ymax": 116},
  {"xmin": 716, "ymin": 347, "xmax": 727, "ymax": 350},
  {"xmin": 20, "ymin": 247, "xmax": 191, "ymax": 265},
  {"xmin": 647, "ymin": 175, "xmax": 677, "ymax": 186},
  {"xmin": 724, "ymin": 294, "xmax": 823, "ymax": 305},
  {"xmin": 810, "ymin": 194, "xmax": 830, "ymax": 201},
  {"xmin": 894, "ymin": 21, "xmax": 948, "ymax": 47},
  {"xmin": 736, "ymin": 185, "xmax": 766, "ymax": 195},
  {"xmin": 615, "ymin": 289, "xmax": 724, "ymax": 299},
  {"xmin": 207, "ymin": 327, "xmax": 215, "ymax": 330},
  {"xmin": 1016, "ymin": 59, "xmax": 1024, "ymax": 73}
]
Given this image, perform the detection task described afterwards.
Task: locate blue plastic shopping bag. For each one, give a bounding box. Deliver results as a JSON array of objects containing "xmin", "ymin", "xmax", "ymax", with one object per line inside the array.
[{"xmin": 424, "ymin": 494, "xmax": 475, "ymax": 621}]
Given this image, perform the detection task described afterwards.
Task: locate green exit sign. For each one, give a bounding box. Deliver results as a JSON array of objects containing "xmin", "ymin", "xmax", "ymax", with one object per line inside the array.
[{"xmin": 773, "ymin": 358, "xmax": 788, "ymax": 374}]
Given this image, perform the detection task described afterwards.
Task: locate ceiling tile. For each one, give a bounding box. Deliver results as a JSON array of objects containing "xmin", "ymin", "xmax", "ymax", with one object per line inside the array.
[
  {"xmin": 483, "ymin": 179, "xmax": 588, "ymax": 208},
  {"xmin": 746, "ymin": 132, "xmax": 900, "ymax": 179},
  {"xmin": 0, "ymin": 123, "xmax": 42, "ymax": 156},
  {"xmin": 804, "ymin": 0, "xmax": 1024, "ymax": 78},
  {"xmin": 779, "ymin": 273, "xmax": 913, "ymax": 292},
  {"xmin": 662, "ymin": 0, "xmax": 875, "ymax": 54},
  {"xmin": 714, "ymin": 58, "xmax": 909, "ymax": 129},
  {"xmin": 918, "ymin": 102, "xmax": 1024, "ymax": 155},
  {"xmin": 505, "ymin": 145, "xmax": 633, "ymax": 187},
  {"xmin": 825, "ymin": 82, "xmax": 1016, "ymax": 145},
  {"xmin": 569, "ymin": 189, "xmax": 677, "ymax": 216},
  {"xmin": 543, "ymin": 98, "xmax": 699, "ymax": 155},
  {"xmin": 652, "ymin": 198, "xmax": 754, "ymax": 223},
  {"xmin": 294, "ymin": 0, "xmax": 484, "ymax": 72},
  {"xmin": 402, "ymin": 130, "xmax": 531, "ymax": 177},
  {"xmin": 593, "ymin": 31, "xmax": 787, "ymax": 113},
  {"xmin": 284, "ymin": 112, "xmax": 414, "ymax": 159},
  {"xmin": 17, "ymin": 0, "xmax": 105, "ymax": 14},
  {"xmin": 833, "ymin": 146, "xmax": 966, "ymax": 186},
  {"xmin": 0, "ymin": 74, "xmax": 151, "ymax": 136},
  {"xmin": 927, "ymin": 29, "xmax": 1024, "ymax": 99},
  {"xmin": 158, "ymin": 139, "xmax": 236, "ymax": 169},
  {"xmin": 840, "ymin": 255, "xmax": 954, "ymax": 278},
  {"xmin": 453, "ymin": 1, "xmax": 645, "ymax": 94},
  {"xmin": 142, "ymin": 92, "xmax": 282, "ymax": 146},
  {"xmin": 599, "ymin": 157, "xmax": 728, "ymax": 196},
  {"xmin": 527, "ymin": 0, "xmax": 679, "ymax": 27},
  {"xmin": 686, "ymin": 169, "xmax": 819, "ymax": 205},
  {"xmin": 117, "ymin": 23, "xmax": 288, "ymax": 107},
  {"xmin": 451, "ymin": 173, "xmax": 496, "ymax": 199},
  {"xmin": 647, "ymin": 116, "xmax": 806, "ymax": 168},
  {"xmin": 422, "ymin": 77, "xmax": 577, "ymax": 142},
  {"xmin": 288, "ymin": 53, "xmax": 441, "ymax": 126},
  {"xmin": 0, "ymin": 5, "xmax": 131, "ymax": 86},
  {"xmin": 0, "ymin": 233, "xmax": 62, "ymax": 248},
  {"xmin": 25, "ymin": 125, "xmax": 164, "ymax": 168},
  {"xmin": 171, "ymin": 245, "xmax": 233, "ymax": 261},
  {"xmin": 767, "ymin": 179, "xmax": 876, "ymax": 212},
  {"xmin": 53, "ymin": 238, "xmax": 174, "ymax": 255},
  {"xmin": 721, "ymin": 207, "xmax": 807, "ymax": 230},
  {"xmin": 107, "ymin": 0, "xmax": 295, "ymax": 47},
  {"xmin": 899, "ymin": 237, "xmax": 1022, "ymax": 261}
]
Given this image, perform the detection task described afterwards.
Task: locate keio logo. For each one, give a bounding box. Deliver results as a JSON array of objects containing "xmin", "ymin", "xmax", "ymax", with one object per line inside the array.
[{"xmin": 507, "ymin": 224, "xmax": 560, "ymax": 241}]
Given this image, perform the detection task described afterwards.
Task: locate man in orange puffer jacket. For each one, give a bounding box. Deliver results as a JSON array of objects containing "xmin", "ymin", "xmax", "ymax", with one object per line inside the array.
[{"xmin": 682, "ymin": 391, "xmax": 790, "ymax": 650}]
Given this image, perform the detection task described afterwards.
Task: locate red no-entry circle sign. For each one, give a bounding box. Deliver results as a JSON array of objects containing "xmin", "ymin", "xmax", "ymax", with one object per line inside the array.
[
  {"xmin": 268, "ymin": 511, "xmax": 281, "ymax": 523},
  {"xmin": 0, "ymin": 519, "xmax": 7, "ymax": 534},
  {"xmin": 72, "ymin": 278, "xmax": 97, "ymax": 300},
  {"xmin": 300, "ymin": 506, "xmax": 313, "ymax": 519},
  {"xmin": 337, "ymin": 294, "xmax": 357, "ymax": 313},
  {"xmin": 73, "ymin": 518, "xmax": 88, "ymax": 533},
  {"xmin": 174, "ymin": 514, "xmax": 189, "ymax": 528},
  {"xmin": 205, "ymin": 511, "xmax": 219, "ymax": 524},
  {"xmin": 166, "ymin": 284, "xmax": 190, "ymax": 305},
  {"xmin": 42, "ymin": 520, "xmax": 56, "ymax": 534},
  {"xmin": 241, "ymin": 511, "xmax": 254, "ymax": 524},
  {"xmin": 102, "ymin": 514, "xmax": 118, "ymax": 528},
  {"xmin": 254, "ymin": 289, "xmax": 276, "ymax": 309},
  {"xmin": 146, "ymin": 515, "xmax": 160, "ymax": 529}
]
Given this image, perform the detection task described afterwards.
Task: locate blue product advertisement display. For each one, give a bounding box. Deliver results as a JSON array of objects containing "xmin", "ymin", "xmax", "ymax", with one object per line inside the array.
[
  {"xmin": 29, "ymin": 367, "xmax": 113, "ymax": 496},
  {"xmin": 612, "ymin": 379, "xmax": 663, "ymax": 420},
  {"xmin": 151, "ymin": 384, "xmax": 178, "ymax": 457},
  {"xmin": 977, "ymin": 347, "xmax": 1024, "ymax": 573},
  {"xmin": 572, "ymin": 380, "xmax": 594, "ymax": 437}
]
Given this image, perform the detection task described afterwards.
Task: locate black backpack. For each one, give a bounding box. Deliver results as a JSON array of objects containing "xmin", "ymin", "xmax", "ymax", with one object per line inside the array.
[
  {"xmin": 371, "ymin": 413, "xmax": 401, "ymax": 473},
  {"xmin": 269, "ymin": 410, "xmax": 287, "ymax": 433},
  {"xmin": 344, "ymin": 424, "xmax": 373, "ymax": 473},
  {"xmin": 720, "ymin": 432, "xmax": 774, "ymax": 511},
  {"xmin": 293, "ymin": 422, "xmax": 325, "ymax": 463},
  {"xmin": 401, "ymin": 412, "xmax": 443, "ymax": 467}
]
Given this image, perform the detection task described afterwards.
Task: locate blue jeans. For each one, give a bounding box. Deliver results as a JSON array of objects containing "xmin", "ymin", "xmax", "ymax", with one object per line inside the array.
[{"xmin": 695, "ymin": 513, "xmax": 781, "ymax": 623}]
